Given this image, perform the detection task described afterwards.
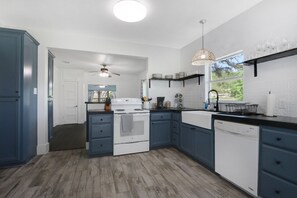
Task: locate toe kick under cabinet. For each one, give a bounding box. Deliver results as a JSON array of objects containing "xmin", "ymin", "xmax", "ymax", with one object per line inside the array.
[
  {"xmin": 259, "ymin": 126, "xmax": 297, "ymax": 198},
  {"xmin": 88, "ymin": 113, "xmax": 113, "ymax": 156}
]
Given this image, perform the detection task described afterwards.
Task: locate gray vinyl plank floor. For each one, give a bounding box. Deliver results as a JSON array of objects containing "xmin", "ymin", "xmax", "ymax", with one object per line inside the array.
[{"xmin": 0, "ymin": 148, "xmax": 250, "ymax": 198}]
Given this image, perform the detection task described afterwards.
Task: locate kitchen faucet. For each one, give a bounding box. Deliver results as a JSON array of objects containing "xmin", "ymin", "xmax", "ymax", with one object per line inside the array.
[{"xmin": 208, "ymin": 89, "xmax": 219, "ymax": 112}]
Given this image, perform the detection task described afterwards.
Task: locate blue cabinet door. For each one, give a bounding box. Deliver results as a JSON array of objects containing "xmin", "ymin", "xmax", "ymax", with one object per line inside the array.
[
  {"xmin": 180, "ymin": 123, "xmax": 196, "ymax": 156},
  {"xmin": 150, "ymin": 120, "xmax": 171, "ymax": 148},
  {"xmin": 171, "ymin": 120, "xmax": 180, "ymax": 148},
  {"xmin": 0, "ymin": 31, "xmax": 21, "ymax": 97},
  {"xmin": 195, "ymin": 127, "xmax": 213, "ymax": 168},
  {"xmin": 0, "ymin": 98, "xmax": 21, "ymax": 165}
]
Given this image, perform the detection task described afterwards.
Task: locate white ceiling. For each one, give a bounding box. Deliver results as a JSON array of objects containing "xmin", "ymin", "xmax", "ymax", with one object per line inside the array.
[
  {"xmin": 50, "ymin": 48, "xmax": 148, "ymax": 74},
  {"xmin": 0, "ymin": 0, "xmax": 262, "ymax": 49},
  {"xmin": 1, "ymin": 0, "xmax": 262, "ymax": 74}
]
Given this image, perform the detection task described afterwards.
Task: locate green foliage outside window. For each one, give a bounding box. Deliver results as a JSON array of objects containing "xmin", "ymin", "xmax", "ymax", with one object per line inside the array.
[{"xmin": 210, "ymin": 53, "xmax": 244, "ymax": 101}]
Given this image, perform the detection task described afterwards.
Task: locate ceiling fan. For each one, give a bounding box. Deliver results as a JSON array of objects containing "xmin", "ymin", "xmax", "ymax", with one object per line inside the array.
[{"xmin": 89, "ymin": 64, "xmax": 120, "ymax": 77}]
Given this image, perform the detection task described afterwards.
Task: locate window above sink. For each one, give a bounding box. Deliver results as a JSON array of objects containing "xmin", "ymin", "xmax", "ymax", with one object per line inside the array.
[{"xmin": 207, "ymin": 51, "xmax": 244, "ymax": 102}]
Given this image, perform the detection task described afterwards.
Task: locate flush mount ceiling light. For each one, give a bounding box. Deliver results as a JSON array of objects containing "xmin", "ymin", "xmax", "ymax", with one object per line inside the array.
[
  {"xmin": 192, "ymin": 19, "xmax": 216, "ymax": 66},
  {"xmin": 113, "ymin": 0, "xmax": 147, "ymax": 22}
]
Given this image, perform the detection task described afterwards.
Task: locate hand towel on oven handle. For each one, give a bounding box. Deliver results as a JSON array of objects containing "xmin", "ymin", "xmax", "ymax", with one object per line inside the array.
[{"xmin": 121, "ymin": 114, "xmax": 133, "ymax": 133}]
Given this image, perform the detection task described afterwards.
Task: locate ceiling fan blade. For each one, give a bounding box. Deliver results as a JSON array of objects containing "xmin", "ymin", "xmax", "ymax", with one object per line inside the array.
[
  {"xmin": 88, "ymin": 71, "xmax": 99, "ymax": 73},
  {"xmin": 110, "ymin": 71, "xmax": 120, "ymax": 76}
]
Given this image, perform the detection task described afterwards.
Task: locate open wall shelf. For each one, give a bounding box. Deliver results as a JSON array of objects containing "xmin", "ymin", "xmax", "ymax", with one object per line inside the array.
[
  {"xmin": 149, "ymin": 74, "xmax": 204, "ymax": 88},
  {"xmin": 243, "ymin": 47, "xmax": 297, "ymax": 77}
]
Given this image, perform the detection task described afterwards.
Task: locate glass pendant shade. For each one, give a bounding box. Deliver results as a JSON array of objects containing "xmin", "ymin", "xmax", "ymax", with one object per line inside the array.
[{"xmin": 192, "ymin": 19, "xmax": 216, "ymax": 66}]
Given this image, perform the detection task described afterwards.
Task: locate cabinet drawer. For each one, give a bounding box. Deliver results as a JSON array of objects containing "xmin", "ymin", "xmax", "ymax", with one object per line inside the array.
[
  {"xmin": 90, "ymin": 124, "xmax": 112, "ymax": 138},
  {"xmin": 90, "ymin": 114, "xmax": 112, "ymax": 124},
  {"xmin": 262, "ymin": 126, "xmax": 297, "ymax": 152},
  {"xmin": 151, "ymin": 113, "xmax": 171, "ymax": 121},
  {"xmin": 90, "ymin": 138, "xmax": 113, "ymax": 154},
  {"xmin": 260, "ymin": 171, "xmax": 297, "ymax": 198},
  {"xmin": 172, "ymin": 121, "xmax": 180, "ymax": 134},
  {"xmin": 262, "ymin": 145, "xmax": 297, "ymax": 184},
  {"xmin": 172, "ymin": 113, "xmax": 181, "ymax": 121}
]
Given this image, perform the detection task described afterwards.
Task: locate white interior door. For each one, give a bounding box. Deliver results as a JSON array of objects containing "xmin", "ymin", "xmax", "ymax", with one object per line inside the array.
[{"xmin": 62, "ymin": 81, "xmax": 78, "ymax": 124}]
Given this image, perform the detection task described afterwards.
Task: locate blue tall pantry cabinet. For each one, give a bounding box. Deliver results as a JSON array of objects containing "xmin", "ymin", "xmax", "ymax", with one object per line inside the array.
[{"xmin": 0, "ymin": 28, "xmax": 39, "ymax": 167}]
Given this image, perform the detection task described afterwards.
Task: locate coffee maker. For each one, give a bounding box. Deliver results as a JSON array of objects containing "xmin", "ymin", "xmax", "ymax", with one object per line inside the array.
[{"xmin": 157, "ymin": 97, "xmax": 165, "ymax": 109}]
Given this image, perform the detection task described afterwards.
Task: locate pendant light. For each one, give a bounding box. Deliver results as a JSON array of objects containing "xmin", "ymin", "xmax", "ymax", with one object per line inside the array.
[{"xmin": 192, "ymin": 19, "xmax": 216, "ymax": 66}]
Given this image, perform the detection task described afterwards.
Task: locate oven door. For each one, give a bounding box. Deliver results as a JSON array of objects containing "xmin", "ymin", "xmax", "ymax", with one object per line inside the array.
[{"xmin": 114, "ymin": 113, "xmax": 149, "ymax": 144}]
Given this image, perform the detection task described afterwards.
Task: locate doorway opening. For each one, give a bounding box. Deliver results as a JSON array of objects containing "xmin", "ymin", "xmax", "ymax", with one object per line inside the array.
[{"xmin": 48, "ymin": 48, "xmax": 148, "ymax": 151}]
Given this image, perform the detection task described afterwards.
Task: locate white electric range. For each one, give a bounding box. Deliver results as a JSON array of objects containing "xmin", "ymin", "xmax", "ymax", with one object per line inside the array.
[{"xmin": 111, "ymin": 98, "xmax": 150, "ymax": 156}]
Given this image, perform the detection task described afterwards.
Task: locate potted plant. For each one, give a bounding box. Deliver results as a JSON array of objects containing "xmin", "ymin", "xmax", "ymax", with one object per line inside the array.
[{"xmin": 104, "ymin": 96, "xmax": 111, "ymax": 111}]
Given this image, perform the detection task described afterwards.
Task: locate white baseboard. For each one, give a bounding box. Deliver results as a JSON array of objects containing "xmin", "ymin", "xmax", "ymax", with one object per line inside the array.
[{"xmin": 37, "ymin": 143, "xmax": 49, "ymax": 155}]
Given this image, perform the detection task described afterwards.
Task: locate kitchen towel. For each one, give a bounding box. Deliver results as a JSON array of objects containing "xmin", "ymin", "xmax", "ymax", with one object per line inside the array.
[
  {"xmin": 265, "ymin": 91, "xmax": 276, "ymax": 117},
  {"xmin": 121, "ymin": 114, "xmax": 133, "ymax": 133}
]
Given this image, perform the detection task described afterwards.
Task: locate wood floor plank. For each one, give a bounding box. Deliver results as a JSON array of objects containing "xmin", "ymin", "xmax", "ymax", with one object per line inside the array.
[{"xmin": 0, "ymin": 148, "xmax": 250, "ymax": 198}]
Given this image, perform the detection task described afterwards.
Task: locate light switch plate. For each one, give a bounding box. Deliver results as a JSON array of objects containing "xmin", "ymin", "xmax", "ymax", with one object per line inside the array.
[{"xmin": 34, "ymin": 88, "xmax": 38, "ymax": 95}]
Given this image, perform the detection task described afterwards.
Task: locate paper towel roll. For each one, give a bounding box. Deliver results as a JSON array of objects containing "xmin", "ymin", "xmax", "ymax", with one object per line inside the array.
[{"xmin": 265, "ymin": 92, "xmax": 275, "ymax": 117}]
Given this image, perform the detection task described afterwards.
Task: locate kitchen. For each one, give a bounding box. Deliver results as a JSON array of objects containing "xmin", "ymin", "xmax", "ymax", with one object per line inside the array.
[{"xmin": 1, "ymin": 0, "xmax": 297, "ymax": 197}]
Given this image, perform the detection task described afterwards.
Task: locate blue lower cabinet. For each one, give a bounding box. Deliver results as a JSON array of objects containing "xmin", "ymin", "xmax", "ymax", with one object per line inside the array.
[
  {"xmin": 260, "ymin": 171, "xmax": 297, "ymax": 198},
  {"xmin": 88, "ymin": 113, "xmax": 113, "ymax": 156},
  {"xmin": 195, "ymin": 127, "xmax": 213, "ymax": 168},
  {"xmin": 90, "ymin": 138, "xmax": 113, "ymax": 155},
  {"xmin": 150, "ymin": 120, "xmax": 171, "ymax": 148},
  {"xmin": 180, "ymin": 123, "xmax": 214, "ymax": 169},
  {"xmin": 171, "ymin": 133, "xmax": 179, "ymax": 148},
  {"xmin": 180, "ymin": 123, "xmax": 196, "ymax": 156},
  {"xmin": 259, "ymin": 126, "xmax": 297, "ymax": 197},
  {"xmin": 171, "ymin": 120, "xmax": 180, "ymax": 149}
]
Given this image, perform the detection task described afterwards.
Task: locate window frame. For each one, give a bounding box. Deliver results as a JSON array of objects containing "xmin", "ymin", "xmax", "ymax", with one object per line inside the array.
[{"xmin": 207, "ymin": 50, "xmax": 244, "ymax": 103}]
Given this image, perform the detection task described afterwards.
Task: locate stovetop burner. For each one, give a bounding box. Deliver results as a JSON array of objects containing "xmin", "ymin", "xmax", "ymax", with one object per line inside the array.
[
  {"xmin": 115, "ymin": 109, "xmax": 125, "ymax": 111},
  {"xmin": 134, "ymin": 109, "xmax": 143, "ymax": 111}
]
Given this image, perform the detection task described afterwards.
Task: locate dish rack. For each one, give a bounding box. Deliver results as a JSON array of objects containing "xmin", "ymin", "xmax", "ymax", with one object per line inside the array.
[{"xmin": 225, "ymin": 103, "xmax": 258, "ymax": 115}]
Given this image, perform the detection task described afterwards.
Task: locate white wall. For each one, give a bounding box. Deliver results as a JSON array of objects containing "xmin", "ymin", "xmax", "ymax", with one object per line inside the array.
[{"xmin": 180, "ymin": 0, "xmax": 297, "ymax": 117}]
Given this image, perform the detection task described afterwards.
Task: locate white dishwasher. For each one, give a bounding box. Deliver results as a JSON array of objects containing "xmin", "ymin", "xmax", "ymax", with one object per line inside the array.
[{"xmin": 214, "ymin": 120, "xmax": 259, "ymax": 197}]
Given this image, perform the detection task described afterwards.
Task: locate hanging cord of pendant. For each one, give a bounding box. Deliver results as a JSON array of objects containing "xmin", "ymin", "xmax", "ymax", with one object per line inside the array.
[{"xmin": 200, "ymin": 19, "xmax": 206, "ymax": 49}]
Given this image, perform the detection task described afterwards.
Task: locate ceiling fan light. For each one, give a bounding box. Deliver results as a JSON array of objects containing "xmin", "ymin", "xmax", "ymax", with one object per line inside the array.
[
  {"xmin": 192, "ymin": 49, "xmax": 216, "ymax": 66},
  {"xmin": 99, "ymin": 72, "xmax": 109, "ymax": 77},
  {"xmin": 113, "ymin": 0, "xmax": 147, "ymax": 22}
]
